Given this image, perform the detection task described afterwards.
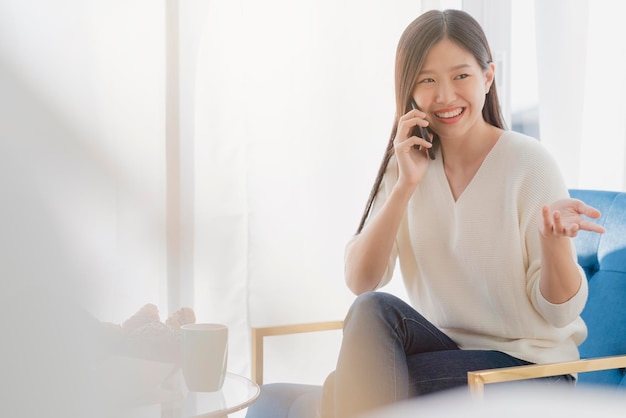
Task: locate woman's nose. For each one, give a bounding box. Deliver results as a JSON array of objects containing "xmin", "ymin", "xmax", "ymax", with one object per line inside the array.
[{"xmin": 435, "ymin": 80, "xmax": 456, "ymax": 104}]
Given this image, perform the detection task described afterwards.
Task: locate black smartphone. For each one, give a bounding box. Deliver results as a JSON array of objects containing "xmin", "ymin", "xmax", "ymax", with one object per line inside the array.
[{"xmin": 410, "ymin": 101, "xmax": 436, "ymax": 160}]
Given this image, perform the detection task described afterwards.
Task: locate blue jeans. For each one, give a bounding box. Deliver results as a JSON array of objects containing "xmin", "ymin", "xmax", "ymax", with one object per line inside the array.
[{"xmin": 325, "ymin": 292, "xmax": 574, "ymax": 418}]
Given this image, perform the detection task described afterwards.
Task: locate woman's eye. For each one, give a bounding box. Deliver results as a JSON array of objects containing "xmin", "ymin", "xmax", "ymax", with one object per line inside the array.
[
  {"xmin": 455, "ymin": 74, "xmax": 469, "ymax": 80},
  {"xmin": 419, "ymin": 78, "xmax": 435, "ymax": 84}
]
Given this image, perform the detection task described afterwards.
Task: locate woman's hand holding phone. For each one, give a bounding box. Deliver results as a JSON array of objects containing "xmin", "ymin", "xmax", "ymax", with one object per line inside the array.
[
  {"xmin": 410, "ymin": 102, "xmax": 435, "ymax": 161},
  {"xmin": 393, "ymin": 106, "xmax": 433, "ymax": 189}
]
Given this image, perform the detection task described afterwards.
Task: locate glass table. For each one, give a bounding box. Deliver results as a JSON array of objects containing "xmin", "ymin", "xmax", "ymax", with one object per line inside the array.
[{"xmin": 159, "ymin": 372, "xmax": 260, "ymax": 418}]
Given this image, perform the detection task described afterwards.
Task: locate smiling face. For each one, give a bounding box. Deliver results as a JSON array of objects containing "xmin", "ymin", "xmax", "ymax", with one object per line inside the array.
[{"xmin": 412, "ymin": 37, "xmax": 495, "ymax": 140}]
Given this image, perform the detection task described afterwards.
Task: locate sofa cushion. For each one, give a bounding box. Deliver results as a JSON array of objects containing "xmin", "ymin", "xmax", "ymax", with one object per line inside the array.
[{"xmin": 570, "ymin": 190, "xmax": 626, "ymax": 386}]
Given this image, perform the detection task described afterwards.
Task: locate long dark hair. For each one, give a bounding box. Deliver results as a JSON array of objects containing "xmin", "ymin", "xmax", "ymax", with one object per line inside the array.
[{"xmin": 356, "ymin": 9, "xmax": 506, "ymax": 234}]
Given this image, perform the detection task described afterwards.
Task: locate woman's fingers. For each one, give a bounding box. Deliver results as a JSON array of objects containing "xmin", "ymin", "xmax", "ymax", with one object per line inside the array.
[
  {"xmin": 579, "ymin": 219, "xmax": 606, "ymax": 234},
  {"xmin": 541, "ymin": 202, "xmax": 606, "ymax": 237},
  {"xmin": 396, "ymin": 110, "xmax": 429, "ymax": 142},
  {"xmin": 394, "ymin": 135, "xmax": 432, "ymax": 156},
  {"xmin": 579, "ymin": 203, "xmax": 602, "ymax": 220},
  {"xmin": 541, "ymin": 205, "xmax": 553, "ymax": 234}
]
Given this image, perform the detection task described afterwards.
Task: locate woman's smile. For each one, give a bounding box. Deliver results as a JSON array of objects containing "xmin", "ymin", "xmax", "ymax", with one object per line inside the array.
[{"xmin": 434, "ymin": 107, "xmax": 465, "ymax": 124}]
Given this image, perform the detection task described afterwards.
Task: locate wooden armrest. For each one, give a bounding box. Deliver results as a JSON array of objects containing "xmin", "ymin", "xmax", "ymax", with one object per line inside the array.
[
  {"xmin": 251, "ymin": 321, "xmax": 343, "ymax": 385},
  {"xmin": 467, "ymin": 354, "xmax": 626, "ymax": 397}
]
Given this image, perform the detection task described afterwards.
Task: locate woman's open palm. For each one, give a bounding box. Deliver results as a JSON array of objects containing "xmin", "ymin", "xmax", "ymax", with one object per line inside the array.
[{"xmin": 539, "ymin": 198, "xmax": 606, "ymax": 238}]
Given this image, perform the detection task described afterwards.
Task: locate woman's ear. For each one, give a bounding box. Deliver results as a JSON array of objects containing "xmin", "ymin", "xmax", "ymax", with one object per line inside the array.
[{"xmin": 485, "ymin": 62, "xmax": 496, "ymax": 94}]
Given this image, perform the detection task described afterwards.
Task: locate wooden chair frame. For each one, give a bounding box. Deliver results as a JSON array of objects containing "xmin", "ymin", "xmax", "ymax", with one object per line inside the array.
[
  {"xmin": 467, "ymin": 354, "xmax": 626, "ymax": 397},
  {"xmin": 251, "ymin": 321, "xmax": 626, "ymax": 398},
  {"xmin": 250, "ymin": 321, "xmax": 344, "ymax": 385}
]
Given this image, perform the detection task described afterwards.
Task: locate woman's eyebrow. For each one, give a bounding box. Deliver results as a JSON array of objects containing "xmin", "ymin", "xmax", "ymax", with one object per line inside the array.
[{"xmin": 419, "ymin": 63, "xmax": 473, "ymax": 75}]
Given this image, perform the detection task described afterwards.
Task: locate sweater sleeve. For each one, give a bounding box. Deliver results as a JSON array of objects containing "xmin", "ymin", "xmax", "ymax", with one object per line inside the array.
[
  {"xmin": 521, "ymin": 143, "xmax": 588, "ymax": 328},
  {"xmin": 531, "ymin": 266, "xmax": 588, "ymax": 328}
]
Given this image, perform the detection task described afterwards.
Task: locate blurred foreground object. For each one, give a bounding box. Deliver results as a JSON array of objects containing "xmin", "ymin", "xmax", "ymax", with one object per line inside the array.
[{"xmin": 358, "ymin": 384, "xmax": 626, "ymax": 418}]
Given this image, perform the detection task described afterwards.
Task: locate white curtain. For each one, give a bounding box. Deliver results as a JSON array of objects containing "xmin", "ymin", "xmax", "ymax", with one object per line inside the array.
[
  {"xmin": 190, "ymin": 0, "xmax": 420, "ymax": 383},
  {"xmin": 535, "ymin": 0, "xmax": 626, "ymax": 191}
]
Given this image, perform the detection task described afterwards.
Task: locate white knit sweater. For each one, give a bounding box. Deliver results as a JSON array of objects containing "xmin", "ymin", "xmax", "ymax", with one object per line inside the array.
[{"xmin": 358, "ymin": 130, "xmax": 587, "ymax": 365}]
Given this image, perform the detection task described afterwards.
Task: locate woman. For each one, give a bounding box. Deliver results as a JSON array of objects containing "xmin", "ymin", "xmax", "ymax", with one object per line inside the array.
[{"xmin": 328, "ymin": 9, "xmax": 605, "ymax": 418}]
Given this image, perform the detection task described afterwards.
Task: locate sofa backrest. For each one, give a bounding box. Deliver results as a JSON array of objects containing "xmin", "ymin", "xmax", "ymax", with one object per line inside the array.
[{"xmin": 569, "ymin": 189, "xmax": 626, "ymax": 387}]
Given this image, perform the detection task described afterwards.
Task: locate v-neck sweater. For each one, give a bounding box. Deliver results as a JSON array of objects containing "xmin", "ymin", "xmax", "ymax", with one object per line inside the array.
[{"xmin": 356, "ymin": 130, "xmax": 587, "ymax": 365}]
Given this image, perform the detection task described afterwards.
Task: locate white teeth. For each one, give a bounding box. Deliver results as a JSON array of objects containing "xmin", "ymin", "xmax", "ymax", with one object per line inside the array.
[{"xmin": 436, "ymin": 108, "xmax": 463, "ymax": 118}]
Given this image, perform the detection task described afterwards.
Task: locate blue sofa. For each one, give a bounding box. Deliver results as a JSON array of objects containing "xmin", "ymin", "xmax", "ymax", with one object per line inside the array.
[
  {"xmin": 571, "ymin": 189, "xmax": 626, "ymax": 386},
  {"xmin": 246, "ymin": 189, "xmax": 626, "ymax": 418}
]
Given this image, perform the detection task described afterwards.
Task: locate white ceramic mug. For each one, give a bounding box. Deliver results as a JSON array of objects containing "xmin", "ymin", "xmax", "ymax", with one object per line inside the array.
[{"xmin": 181, "ymin": 323, "xmax": 228, "ymax": 392}]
